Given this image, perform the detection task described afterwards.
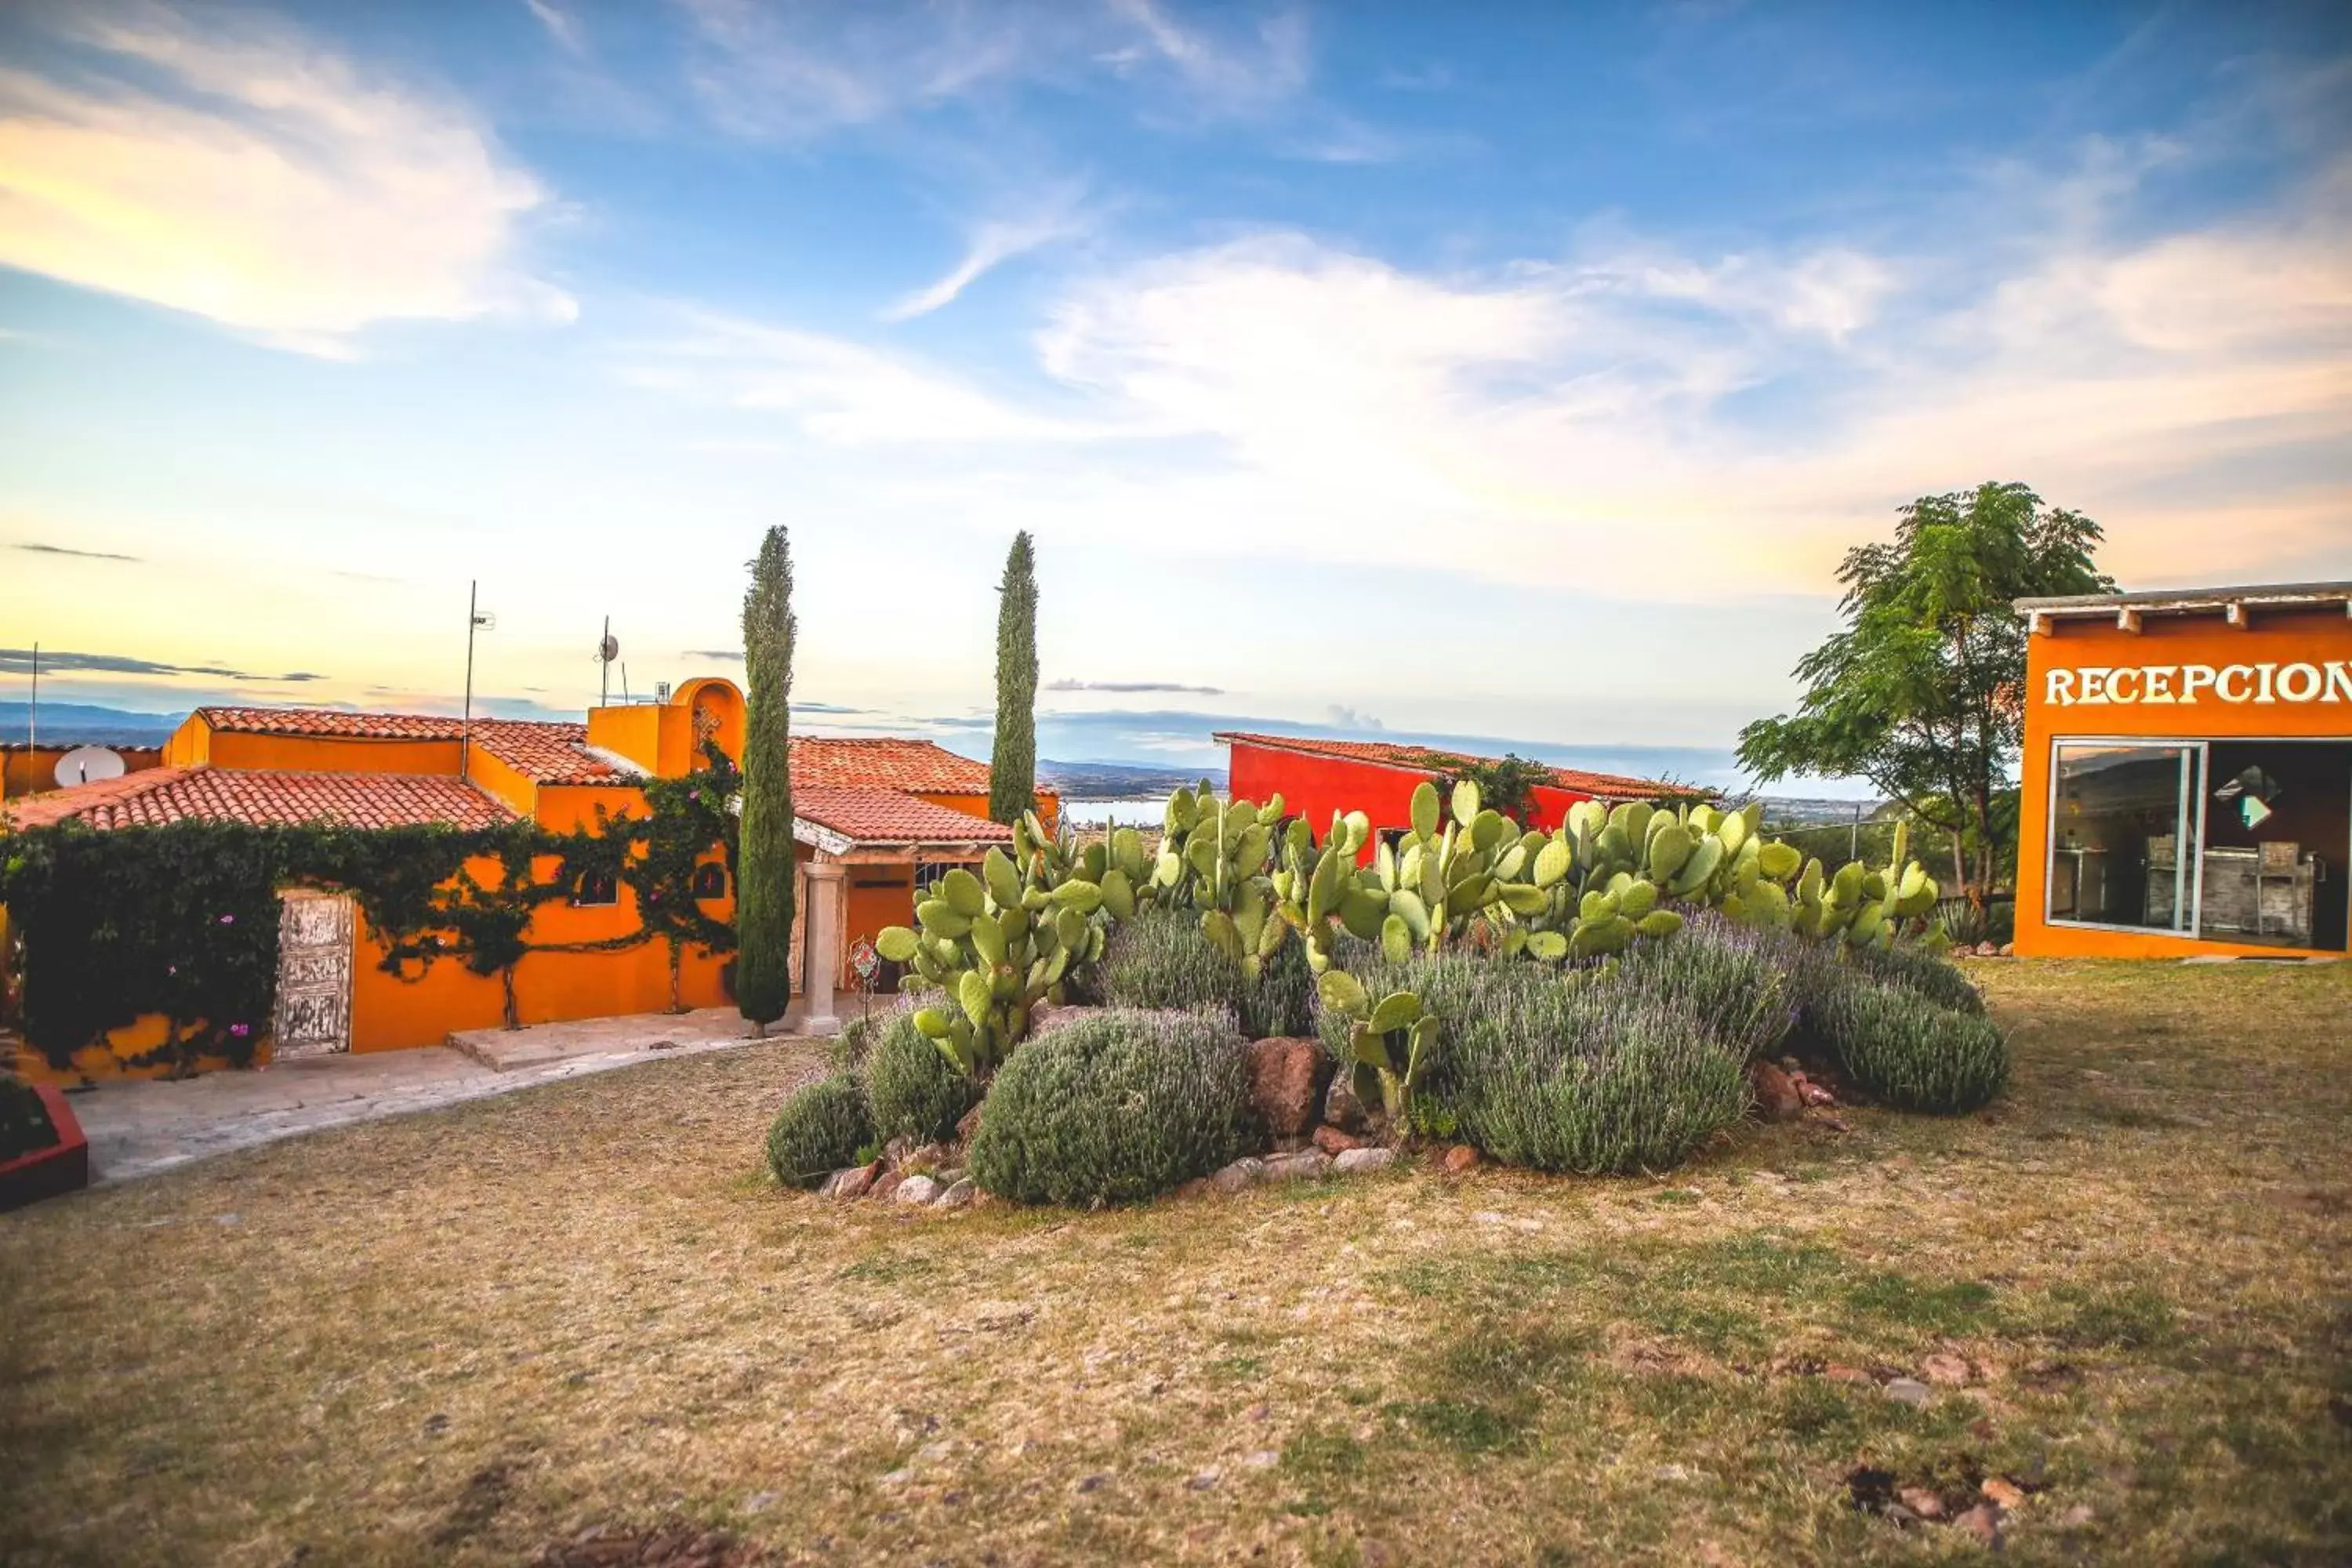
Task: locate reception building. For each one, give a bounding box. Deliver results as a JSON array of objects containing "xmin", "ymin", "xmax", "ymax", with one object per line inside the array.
[{"xmin": 2011, "ymin": 581, "xmax": 2351, "ymax": 959}]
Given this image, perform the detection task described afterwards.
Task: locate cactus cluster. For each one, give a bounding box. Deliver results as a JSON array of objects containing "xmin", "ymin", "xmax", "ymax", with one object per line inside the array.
[
  {"xmin": 873, "ymin": 836, "xmax": 1107, "ymax": 1076},
  {"xmin": 1311, "ymin": 967, "xmax": 1436, "ymax": 1128},
  {"xmin": 1152, "ymin": 783, "xmax": 1296, "ymax": 978}
]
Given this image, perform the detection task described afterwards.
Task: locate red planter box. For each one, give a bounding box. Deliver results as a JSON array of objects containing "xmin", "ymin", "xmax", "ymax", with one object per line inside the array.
[{"xmin": 0, "ymin": 1085, "xmax": 91, "ymax": 1212}]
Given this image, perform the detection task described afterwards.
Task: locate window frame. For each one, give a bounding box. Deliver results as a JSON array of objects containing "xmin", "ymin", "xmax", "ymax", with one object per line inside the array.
[{"xmin": 2042, "ymin": 735, "xmax": 2208, "ymax": 940}]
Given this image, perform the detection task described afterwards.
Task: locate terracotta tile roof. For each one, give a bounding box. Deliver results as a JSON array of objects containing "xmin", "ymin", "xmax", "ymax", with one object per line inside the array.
[
  {"xmin": 193, "ymin": 705, "xmax": 625, "ymax": 785},
  {"xmin": 3, "ymin": 767, "xmax": 516, "ymax": 832},
  {"xmin": 1213, "ymin": 731, "xmax": 1709, "ymax": 801},
  {"xmin": 469, "ymin": 720, "xmax": 626, "ymax": 784},
  {"xmin": 197, "ymin": 706, "xmax": 467, "ymax": 740},
  {"xmin": 793, "ymin": 786, "xmax": 1014, "ymax": 846},
  {"xmin": 789, "ymin": 737, "xmax": 996, "ymax": 794}
]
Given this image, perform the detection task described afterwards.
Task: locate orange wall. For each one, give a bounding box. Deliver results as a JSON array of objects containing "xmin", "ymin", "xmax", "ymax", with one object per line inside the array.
[
  {"xmin": 2015, "ymin": 604, "xmax": 2352, "ymax": 959},
  {"xmin": 180, "ymin": 725, "xmax": 468, "ymax": 777},
  {"xmin": 843, "ymin": 865, "xmax": 916, "ymax": 993},
  {"xmin": 2, "ymin": 746, "xmax": 162, "ymax": 799}
]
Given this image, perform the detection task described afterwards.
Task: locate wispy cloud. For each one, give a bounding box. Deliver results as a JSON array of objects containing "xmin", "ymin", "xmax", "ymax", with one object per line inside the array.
[
  {"xmin": 1047, "ymin": 678, "xmax": 1225, "ymax": 695},
  {"xmin": 13, "ymin": 541, "xmax": 140, "ymax": 562},
  {"xmin": 522, "ymin": 0, "xmax": 586, "ymax": 56},
  {"xmin": 0, "ymin": 1, "xmax": 572, "ymax": 355},
  {"xmin": 885, "ymin": 188, "xmax": 1094, "ymax": 321},
  {"xmin": 676, "ymin": 0, "xmax": 1315, "ymax": 142},
  {"xmin": 0, "ymin": 647, "xmax": 328, "ymax": 683}
]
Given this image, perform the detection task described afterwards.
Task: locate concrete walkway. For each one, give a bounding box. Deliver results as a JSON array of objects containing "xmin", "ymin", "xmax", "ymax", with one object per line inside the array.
[{"xmin": 64, "ymin": 1008, "xmax": 793, "ymax": 1188}]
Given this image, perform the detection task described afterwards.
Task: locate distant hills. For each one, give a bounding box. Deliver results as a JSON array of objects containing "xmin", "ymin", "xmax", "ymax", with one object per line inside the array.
[
  {"xmin": 1039, "ymin": 758, "xmax": 1228, "ymax": 799},
  {"xmin": 0, "ymin": 701, "xmax": 184, "ymax": 747}
]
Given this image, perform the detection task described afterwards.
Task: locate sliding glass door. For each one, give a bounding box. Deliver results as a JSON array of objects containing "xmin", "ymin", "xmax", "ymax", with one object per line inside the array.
[{"xmin": 2047, "ymin": 742, "xmax": 2201, "ymax": 934}]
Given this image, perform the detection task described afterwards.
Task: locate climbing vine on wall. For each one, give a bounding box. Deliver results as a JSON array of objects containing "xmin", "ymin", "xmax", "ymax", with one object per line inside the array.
[
  {"xmin": 1423, "ymin": 752, "xmax": 1552, "ymax": 825},
  {"xmin": 0, "ymin": 744, "xmax": 742, "ymax": 1072}
]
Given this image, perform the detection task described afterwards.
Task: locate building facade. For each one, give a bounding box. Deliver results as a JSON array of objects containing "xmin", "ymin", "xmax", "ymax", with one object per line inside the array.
[
  {"xmin": 2, "ymin": 681, "xmax": 1053, "ymax": 1080},
  {"xmin": 2011, "ymin": 582, "xmax": 2352, "ymax": 960},
  {"xmin": 1218, "ymin": 731, "xmax": 1708, "ymax": 855}
]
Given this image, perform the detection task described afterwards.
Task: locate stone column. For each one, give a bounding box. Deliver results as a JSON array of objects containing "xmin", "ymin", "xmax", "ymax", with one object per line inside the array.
[{"xmin": 798, "ymin": 859, "xmax": 845, "ymax": 1037}]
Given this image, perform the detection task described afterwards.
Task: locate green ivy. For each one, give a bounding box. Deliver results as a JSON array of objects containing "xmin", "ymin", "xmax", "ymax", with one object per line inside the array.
[
  {"xmin": 1424, "ymin": 753, "xmax": 1551, "ymax": 825},
  {"xmin": 0, "ymin": 745, "xmax": 741, "ymax": 1073}
]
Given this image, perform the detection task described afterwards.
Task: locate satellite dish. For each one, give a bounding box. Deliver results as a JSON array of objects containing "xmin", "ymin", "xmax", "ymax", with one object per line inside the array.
[
  {"xmin": 598, "ymin": 633, "xmax": 620, "ymax": 662},
  {"xmin": 55, "ymin": 746, "xmax": 126, "ymax": 789}
]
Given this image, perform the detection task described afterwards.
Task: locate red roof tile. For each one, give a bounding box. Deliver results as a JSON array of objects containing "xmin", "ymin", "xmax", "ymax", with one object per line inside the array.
[
  {"xmin": 197, "ymin": 706, "xmax": 467, "ymax": 740},
  {"xmin": 792, "ymin": 786, "xmax": 1014, "ymax": 845},
  {"xmin": 1212, "ymin": 731, "xmax": 1708, "ymax": 801},
  {"xmin": 789, "ymin": 737, "xmax": 995, "ymax": 794},
  {"xmin": 3, "ymin": 767, "xmax": 515, "ymax": 832},
  {"xmin": 470, "ymin": 720, "xmax": 626, "ymax": 784}
]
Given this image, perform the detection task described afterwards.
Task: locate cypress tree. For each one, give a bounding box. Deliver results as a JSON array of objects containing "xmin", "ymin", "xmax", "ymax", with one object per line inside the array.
[
  {"xmin": 737, "ymin": 526, "xmax": 797, "ymax": 1031},
  {"xmin": 989, "ymin": 531, "xmax": 1039, "ymax": 826}
]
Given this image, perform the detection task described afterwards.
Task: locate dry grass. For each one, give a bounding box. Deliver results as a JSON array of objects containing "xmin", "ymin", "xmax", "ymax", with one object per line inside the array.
[{"xmin": 2, "ymin": 960, "xmax": 2349, "ymax": 1566}]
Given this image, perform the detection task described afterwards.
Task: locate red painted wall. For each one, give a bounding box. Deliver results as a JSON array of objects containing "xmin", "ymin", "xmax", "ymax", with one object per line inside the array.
[{"xmin": 1225, "ymin": 742, "xmax": 1598, "ymax": 858}]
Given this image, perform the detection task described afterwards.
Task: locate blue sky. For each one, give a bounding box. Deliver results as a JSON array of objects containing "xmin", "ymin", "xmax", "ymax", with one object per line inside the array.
[{"xmin": 2, "ymin": 0, "xmax": 2348, "ymax": 792}]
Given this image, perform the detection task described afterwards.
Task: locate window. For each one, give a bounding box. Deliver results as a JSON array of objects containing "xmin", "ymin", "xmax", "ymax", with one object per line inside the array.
[
  {"xmin": 691, "ymin": 863, "xmax": 728, "ymax": 901},
  {"xmin": 914, "ymin": 861, "xmax": 958, "ymax": 898},
  {"xmin": 573, "ymin": 869, "xmax": 619, "ymax": 907},
  {"xmin": 2047, "ymin": 742, "xmax": 2199, "ymax": 933}
]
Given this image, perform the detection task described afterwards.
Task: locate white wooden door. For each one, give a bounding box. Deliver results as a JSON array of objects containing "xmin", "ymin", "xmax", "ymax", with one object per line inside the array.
[{"xmin": 274, "ymin": 891, "xmax": 355, "ymax": 1058}]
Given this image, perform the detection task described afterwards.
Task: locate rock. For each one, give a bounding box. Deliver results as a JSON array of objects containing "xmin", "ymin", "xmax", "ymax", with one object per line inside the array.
[
  {"xmin": 1980, "ymin": 1476, "xmax": 2025, "ymax": 1508},
  {"xmin": 1245, "ymin": 1037, "xmax": 1333, "ymax": 1140},
  {"xmin": 954, "ymin": 1102, "xmax": 985, "ymax": 1145},
  {"xmin": 1209, "ymin": 1158, "xmax": 1265, "ymax": 1195},
  {"xmin": 1241, "ymin": 1450, "xmax": 1279, "ymax": 1468},
  {"xmin": 895, "ymin": 1175, "xmax": 942, "ymax": 1205},
  {"xmin": 830, "ymin": 1162, "xmax": 880, "ymax": 1200},
  {"xmin": 1172, "ymin": 1178, "xmax": 1211, "ymax": 1202},
  {"xmin": 1441, "ymin": 1144, "xmax": 1480, "ymax": 1174},
  {"xmin": 906, "ymin": 1143, "xmax": 951, "ymax": 1172},
  {"xmin": 2059, "ymin": 1504, "xmax": 2094, "ymax": 1528},
  {"xmin": 1261, "ymin": 1150, "xmax": 1331, "ymax": 1182},
  {"xmin": 1186, "ymin": 1468, "xmax": 1220, "ymax": 1490},
  {"xmin": 936, "ymin": 1178, "xmax": 975, "ymax": 1210},
  {"xmin": 1922, "ymin": 1352, "xmax": 1972, "ymax": 1387},
  {"xmin": 1312, "ymin": 1124, "xmax": 1365, "ymax": 1155},
  {"xmin": 1896, "ymin": 1486, "xmax": 1945, "ymax": 1520},
  {"xmin": 1334, "ymin": 1147, "xmax": 1396, "ymax": 1174},
  {"xmin": 1998, "ymin": 942, "xmax": 2016, "ymax": 958},
  {"xmin": 1322, "ymin": 1069, "xmax": 1369, "ymax": 1133},
  {"xmin": 869, "ymin": 1171, "xmax": 904, "ymax": 1203},
  {"xmin": 1797, "ymin": 1080, "xmax": 1838, "ymax": 1107},
  {"xmin": 1749, "ymin": 1062, "xmax": 1805, "ymax": 1121},
  {"xmin": 1883, "ymin": 1377, "xmax": 1931, "ymax": 1407},
  {"xmin": 1074, "ymin": 1473, "xmax": 1109, "ymax": 1494},
  {"xmin": 1954, "ymin": 1503, "xmax": 2003, "ymax": 1545},
  {"xmin": 883, "ymin": 1136, "xmax": 916, "ymax": 1166}
]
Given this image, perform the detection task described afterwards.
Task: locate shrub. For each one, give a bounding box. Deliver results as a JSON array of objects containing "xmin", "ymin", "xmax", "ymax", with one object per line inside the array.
[
  {"xmin": 1607, "ymin": 913, "xmax": 1795, "ymax": 1062},
  {"xmin": 1098, "ymin": 908, "xmax": 1312, "ymax": 1039},
  {"xmin": 1443, "ymin": 984, "xmax": 1750, "ymax": 1175},
  {"xmin": 865, "ymin": 1011, "xmax": 978, "ymax": 1145},
  {"xmin": 1815, "ymin": 978, "xmax": 2007, "ymax": 1112},
  {"xmin": 967, "ymin": 1008, "xmax": 1257, "ymax": 1205},
  {"xmin": 764, "ymin": 1072, "xmax": 874, "ymax": 1189},
  {"xmin": 1852, "ymin": 941, "xmax": 1985, "ymax": 1015}
]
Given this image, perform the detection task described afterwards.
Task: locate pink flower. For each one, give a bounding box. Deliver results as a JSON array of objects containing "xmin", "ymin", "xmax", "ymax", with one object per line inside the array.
[
  {"xmin": 229, "ymin": 1023, "xmax": 250, "ymax": 1037},
  {"xmin": 219, "ymin": 913, "xmax": 235, "ymax": 925}
]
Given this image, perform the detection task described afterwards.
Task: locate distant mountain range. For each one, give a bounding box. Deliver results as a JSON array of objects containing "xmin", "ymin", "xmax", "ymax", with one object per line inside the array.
[{"xmin": 0, "ymin": 701, "xmax": 184, "ymax": 747}]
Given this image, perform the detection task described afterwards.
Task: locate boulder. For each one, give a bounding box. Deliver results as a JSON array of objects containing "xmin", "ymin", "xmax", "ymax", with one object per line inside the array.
[
  {"xmin": 1441, "ymin": 1144, "xmax": 1480, "ymax": 1174},
  {"xmin": 1208, "ymin": 1158, "xmax": 1265, "ymax": 1195},
  {"xmin": 1311, "ymin": 1125, "xmax": 1364, "ymax": 1155},
  {"xmin": 1749, "ymin": 1062, "xmax": 1806, "ymax": 1122},
  {"xmin": 1261, "ymin": 1150, "xmax": 1332, "ymax": 1182},
  {"xmin": 1321, "ymin": 1068, "xmax": 1370, "ymax": 1132},
  {"xmin": 1244, "ymin": 1037, "xmax": 1333, "ymax": 1141},
  {"xmin": 830, "ymin": 1162, "xmax": 881, "ymax": 1199},
  {"xmin": 1882, "ymin": 1377, "xmax": 1931, "ymax": 1407},
  {"xmin": 936, "ymin": 1178, "xmax": 975, "ymax": 1210},
  {"xmin": 953, "ymin": 1102, "xmax": 985, "ymax": 1145},
  {"xmin": 895, "ymin": 1174, "xmax": 942, "ymax": 1205},
  {"xmin": 1997, "ymin": 942, "xmax": 2016, "ymax": 958},
  {"xmin": 869, "ymin": 1171, "xmax": 904, "ymax": 1203},
  {"xmin": 1334, "ymin": 1147, "xmax": 1396, "ymax": 1175}
]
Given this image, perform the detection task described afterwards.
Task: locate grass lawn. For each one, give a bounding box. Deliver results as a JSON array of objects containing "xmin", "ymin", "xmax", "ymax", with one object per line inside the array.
[{"xmin": 3, "ymin": 960, "xmax": 2348, "ymax": 1566}]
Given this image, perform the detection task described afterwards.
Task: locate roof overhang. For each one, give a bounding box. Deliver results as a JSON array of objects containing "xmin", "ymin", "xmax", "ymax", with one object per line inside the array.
[{"xmin": 2013, "ymin": 581, "xmax": 2352, "ymax": 633}]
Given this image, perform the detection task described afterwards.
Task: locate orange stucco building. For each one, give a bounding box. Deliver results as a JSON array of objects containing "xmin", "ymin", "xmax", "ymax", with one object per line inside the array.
[
  {"xmin": 2, "ymin": 679, "xmax": 1055, "ymax": 1081},
  {"xmin": 2012, "ymin": 582, "xmax": 2352, "ymax": 960}
]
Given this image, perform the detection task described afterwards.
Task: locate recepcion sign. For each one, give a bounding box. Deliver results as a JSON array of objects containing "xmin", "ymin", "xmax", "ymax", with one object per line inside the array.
[{"xmin": 2046, "ymin": 660, "xmax": 2352, "ymax": 707}]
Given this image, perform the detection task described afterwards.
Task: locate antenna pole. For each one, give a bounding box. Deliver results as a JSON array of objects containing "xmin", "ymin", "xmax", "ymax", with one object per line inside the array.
[
  {"xmin": 620, "ymin": 663, "xmax": 630, "ymax": 705},
  {"xmin": 463, "ymin": 581, "xmax": 477, "ymax": 775},
  {"xmin": 600, "ymin": 615, "xmax": 611, "ymax": 707}
]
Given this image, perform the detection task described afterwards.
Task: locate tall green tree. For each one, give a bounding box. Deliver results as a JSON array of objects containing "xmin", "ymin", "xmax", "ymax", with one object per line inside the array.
[
  {"xmin": 989, "ymin": 531, "xmax": 1040, "ymax": 826},
  {"xmin": 736, "ymin": 526, "xmax": 797, "ymax": 1031},
  {"xmin": 1737, "ymin": 482, "xmax": 2111, "ymax": 898}
]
